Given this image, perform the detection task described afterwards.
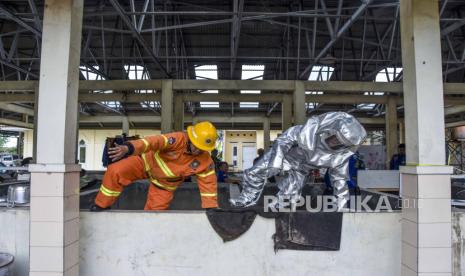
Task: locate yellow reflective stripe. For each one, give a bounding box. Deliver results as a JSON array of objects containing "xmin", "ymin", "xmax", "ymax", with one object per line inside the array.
[
  {"xmin": 196, "ymin": 170, "xmax": 215, "ymax": 178},
  {"xmin": 141, "ymin": 153, "xmax": 150, "ymax": 172},
  {"xmin": 151, "ymin": 178, "xmax": 177, "ymax": 191},
  {"xmin": 100, "ymin": 185, "xmax": 121, "ymax": 197},
  {"xmin": 141, "ymin": 153, "xmax": 154, "ymax": 178},
  {"xmin": 154, "ymin": 151, "xmax": 176, "ymax": 178},
  {"xmin": 161, "ymin": 135, "xmax": 168, "ymax": 148},
  {"xmin": 141, "ymin": 138, "xmax": 149, "ymax": 153},
  {"xmin": 200, "ymin": 192, "xmax": 217, "ymax": 197}
]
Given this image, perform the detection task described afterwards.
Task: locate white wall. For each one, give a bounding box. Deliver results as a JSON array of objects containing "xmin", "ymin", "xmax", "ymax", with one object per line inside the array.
[
  {"xmin": 23, "ymin": 130, "xmax": 33, "ymax": 158},
  {"xmin": 453, "ymin": 210, "xmax": 465, "ymax": 275},
  {"xmin": 0, "ymin": 209, "xmax": 406, "ymax": 276},
  {"xmin": 0, "ymin": 209, "xmax": 29, "ymax": 276},
  {"xmin": 255, "ymin": 130, "xmax": 281, "ymax": 150},
  {"xmin": 81, "ymin": 211, "xmax": 402, "ymax": 276}
]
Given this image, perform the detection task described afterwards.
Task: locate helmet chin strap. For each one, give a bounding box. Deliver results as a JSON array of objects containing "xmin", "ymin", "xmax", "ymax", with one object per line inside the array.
[{"xmin": 186, "ymin": 140, "xmax": 194, "ymax": 154}]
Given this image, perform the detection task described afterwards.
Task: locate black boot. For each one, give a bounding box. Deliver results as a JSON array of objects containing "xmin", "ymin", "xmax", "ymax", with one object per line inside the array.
[{"xmin": 89, "ymin": 203, "xmax": 110, "ymax": 212}]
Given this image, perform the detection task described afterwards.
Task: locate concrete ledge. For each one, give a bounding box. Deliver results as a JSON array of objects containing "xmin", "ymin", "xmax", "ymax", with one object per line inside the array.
[
  {"xmin": 0, "ymin": 209, "xmax": 403, "ymax": 276},
  {"xmin": 400, "ymin": 165, "xmax": 453, "ymax": 175},
  {"xmin": 16, "ymin": 209, "xmax": 465, "ymax": 275},
  {"xmin": 29, "ymin": 164, "xmax": 82, "ymax": 173}
]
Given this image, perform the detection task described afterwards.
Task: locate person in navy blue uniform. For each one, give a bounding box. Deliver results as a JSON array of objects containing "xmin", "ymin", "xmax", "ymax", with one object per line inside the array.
[
  {"xmin": 389, "ymin": 143, "xmax": 406, "ymax": 170},
  {"xmin": 324, "ymin": 151, "xmax": 365, "ymax": 194},
  {"xmin": 216, "ymin": 162, "xmax": 240, "ymax": 184}
]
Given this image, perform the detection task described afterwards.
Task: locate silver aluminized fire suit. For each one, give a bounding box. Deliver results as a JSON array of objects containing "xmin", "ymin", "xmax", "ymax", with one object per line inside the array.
[{"xmin": 230, "ymin": 112, "xmax": 367, "ymax": 210}]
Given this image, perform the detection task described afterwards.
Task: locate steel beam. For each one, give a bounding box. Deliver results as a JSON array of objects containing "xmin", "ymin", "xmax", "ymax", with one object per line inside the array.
[
  {"xmin": 109, "ymin": 0, "xmax": 171, "ymax": 77},
  {"xmin": 230, "ymin": 0, "xmax": 244, "ymax": 79},
  {"xmin": 137, "ymin": 0, "xmax": 150, "ymax": 32},
  {"xmin": 0, "ymin": 57, "xmax": 39, "ymax": 78},
  {"xmin": 79, "ymin": 93, "xmax": 161, "ymax": 102},
  {"xmin": 181, "ymin": 93, "xmax": 283, "ymax": 103},
  {"xmin": 0, "ymin": 80, "xmax": 37, "ymax": 91},
  {"xmin": 445, "ymin": 120, "xmax": 465, "ymax": 128},
  {"xmin": 319, "ymin": 0, "xmax": 335, "ymax": 39},
  {"xmin": 79, "ymin": 79, "xmax": 163, "ymax": 90},
  {"xmin": 78, "ymin": 113, "xmax": 386, "ymax": 126},
  {"xmin": 303, "ymin": 81, "xmax": 403, "ymax": 93},
  {"xmin": 307, "ymin": 94, "xmax": 390, "ymax": 104},
  {"xmin": 0, "ymin": 103, "xmax": 34, "ymax": 115},
  {"xmin": 0, "ymin": 117, "xmax": 32, "ymax": 128},
  {"xmin": 2, "ymin": 80, "xmax": 465, "ymax": 95},
  {"xmin": 27, "ymin": 0, "xmax": 42, "ymax": 30},
  {"xmin": 0, "ymin": 4, "xmax": 41, "ymax": 37},
  {"xmin": 299, "ymin": 0, "xmax": 373, "ymax": 79},
  {"xmin": 11, "ymin": 92, "xmax": 463, "ymax": 105},
  {"xmin": 173, "ymin": 80, "xmax": 295, "ymax": 91},
  {"xmin": 441, "ymin": 18, "xmax": 465, "ymax": 37}
]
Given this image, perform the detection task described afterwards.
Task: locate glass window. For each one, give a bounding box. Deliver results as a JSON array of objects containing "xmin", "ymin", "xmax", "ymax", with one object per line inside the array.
[
  {"xmin": 80, "ymin": 66, "xmax": 120, "ymax": 110},
  {"xmin": 78, "ymin": 140, "xmax": 86, "ymax": 164},
  {"xmin": 239, "ymin": 102, "xmax": 259, "ymax": 108},
  {"xmin": 240, "ymin": 65, "xmax": 264, "ymax": 108},
  {"xmin": 306, "ymin": 66, "xmax": 334, "ymax": 110},
  {"xmin": 124, "ymin": 65, "xmax": 159, "ymax": 109},
  {"xmin": 195, "ymin": 65, "xmax": 219, "ymax": 108},
  {"xmin": 358, "ymin": 67, "xmax": 403, "ymax": 110}
]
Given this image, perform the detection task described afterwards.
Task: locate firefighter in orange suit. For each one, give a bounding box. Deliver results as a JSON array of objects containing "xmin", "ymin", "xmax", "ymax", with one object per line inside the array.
[{"xmin": 90, "ymin": 121, "xmax": 219, "ymax": 211}]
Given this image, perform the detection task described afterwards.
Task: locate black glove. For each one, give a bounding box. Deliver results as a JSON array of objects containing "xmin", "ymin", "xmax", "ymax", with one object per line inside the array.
[{"xmin": 89, "ymin": 203, "xmax": 110, "ymax": 212}]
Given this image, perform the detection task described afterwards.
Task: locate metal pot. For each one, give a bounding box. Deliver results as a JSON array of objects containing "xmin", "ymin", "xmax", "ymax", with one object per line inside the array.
[
  {"xmin": 0, "ymin": 252, "xmax": 14, "ymax": 276},
  {"xmin": 7, "ymin": 184, "xmax": 30, "ymax": 207}
]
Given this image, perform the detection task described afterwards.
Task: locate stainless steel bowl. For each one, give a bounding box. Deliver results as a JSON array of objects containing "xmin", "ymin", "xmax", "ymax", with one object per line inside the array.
[
  {"xmin": 7, "ymin": 184, "xmax": 30, "ymax": 207},
  {"xmin": 0, "ymin": 252, "xmax": 14, "ymax": 276}
]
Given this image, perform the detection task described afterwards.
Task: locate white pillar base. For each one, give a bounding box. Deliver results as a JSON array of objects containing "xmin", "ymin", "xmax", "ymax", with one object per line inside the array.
[
  {"xmin": 29, "ymin": 164, "xmax": 81, "ymax": 276},
  {"xmin": 401, "ymin": 166, "xmax": 453, "ymax": 276}
]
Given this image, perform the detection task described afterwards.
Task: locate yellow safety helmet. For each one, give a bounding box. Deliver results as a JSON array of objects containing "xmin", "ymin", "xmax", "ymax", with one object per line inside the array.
[{"xmin": 187, "ymin": 121, "xmax": 218, "ymax": 151}]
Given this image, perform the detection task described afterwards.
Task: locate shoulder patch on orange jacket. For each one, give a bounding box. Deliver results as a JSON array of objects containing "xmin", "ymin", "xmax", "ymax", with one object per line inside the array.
[{"xmin": 161, "ymin": 132, "xmax": 187, "ymax": 151}]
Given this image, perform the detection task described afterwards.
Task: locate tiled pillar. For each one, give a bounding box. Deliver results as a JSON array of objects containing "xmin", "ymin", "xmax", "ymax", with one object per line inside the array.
[
  {"xmin": 28, "ymin": 0, "xmax": 83, "ymax": 275},
  {"xmin": 401, "ymin": 167, "xmax": 453, "ymax": 275},
  {"xmin": 400, "ymin": 0, "xmax": 452, "ymax": 275}
]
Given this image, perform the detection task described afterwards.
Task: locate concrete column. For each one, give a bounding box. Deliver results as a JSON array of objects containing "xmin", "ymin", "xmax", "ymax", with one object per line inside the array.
[
  {"xmin": 122, "ymin": 116, "xmax": 129, "ymax": 135},
  {"xmin": 293, "ymin": 81, "xmax": 306, "ymax": 125},
  {"xmin": 161, "ymin": 80, "xmax": 174, "ymax": 133},
  {"xmin": 17, "ymin": 132, "xmax": 24, "ymax": 156},
  {"xmin": 399, "ymin": 121, "xmax": 405, "ymax": 144},
  {"xmin": 173, "ymin": 93, "xmax": 184, "ymax": 131},
  {"xmin": 385, "ymin": 96, "xmax": 398, "ymax": 167},
  {"xmin": 32, "ymin": 84, "xmax": 38, "ymax": 162},
  {"xmin": 400, "ymin": 1, "xmax": 452, "ymax": 275},
  {"xmin": 263, "ymin": 117, "xmax": 271, "ymax": 150},
  {"xmin": 281, "ymin": 95, "xmax": 292, "ymax": 131},
  {"xmin": 28, "ymin": 1, "xmax": 83, "ymax": 275}
]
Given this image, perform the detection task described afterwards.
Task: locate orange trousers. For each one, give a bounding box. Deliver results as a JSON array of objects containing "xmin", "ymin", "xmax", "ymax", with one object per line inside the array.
[{"xmin": 95, "ymin": 156, "xmax": 175, "ymax": 210}]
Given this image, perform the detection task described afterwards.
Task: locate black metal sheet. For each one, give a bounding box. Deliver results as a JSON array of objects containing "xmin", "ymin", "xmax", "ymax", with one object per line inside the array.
[
  {"xmin": 273, "ymin": 212, "xmax": 343, "ymax": 251},
  {"xmin": 206, "ymin": 208, "xmax": 257, "ymax": 242}
]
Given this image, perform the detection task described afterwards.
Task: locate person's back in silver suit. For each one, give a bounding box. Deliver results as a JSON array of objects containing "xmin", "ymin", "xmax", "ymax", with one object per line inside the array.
[{"xmin": 230, "ymin": 111, "xmax": 367, "ymax": 210}]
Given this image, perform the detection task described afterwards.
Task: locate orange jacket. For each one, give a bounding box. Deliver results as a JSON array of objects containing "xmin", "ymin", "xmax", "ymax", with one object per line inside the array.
[{"xmin": 128, "ymin": 132, "xmax": 218, "ymax": 208}]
